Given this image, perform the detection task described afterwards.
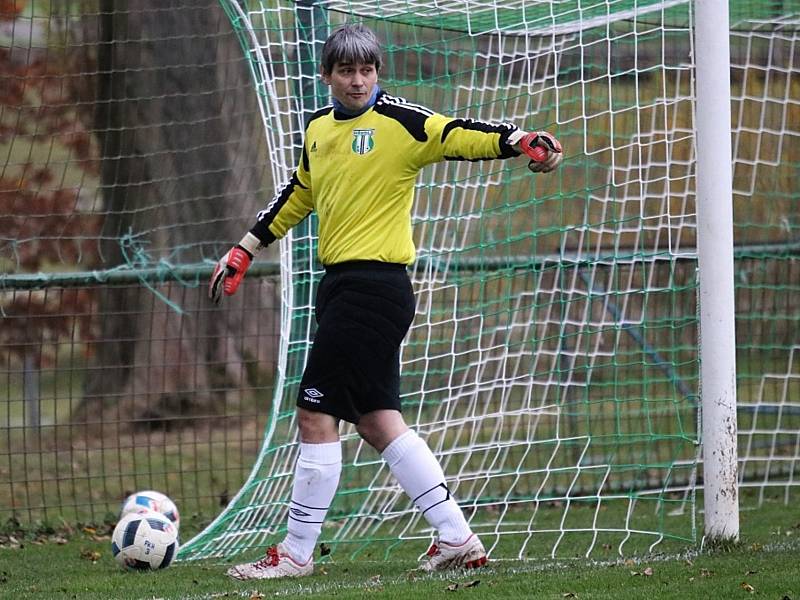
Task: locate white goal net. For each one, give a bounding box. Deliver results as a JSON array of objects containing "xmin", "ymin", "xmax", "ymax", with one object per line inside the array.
[{"xmin": 179, "ymin": 0, "xmax": 800, "ymax": 562}]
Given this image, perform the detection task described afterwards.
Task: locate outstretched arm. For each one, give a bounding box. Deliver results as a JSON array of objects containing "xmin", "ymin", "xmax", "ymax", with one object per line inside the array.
[{"xmin": 418, "ymin": 111, "xmax": 563, "ymax": 173}]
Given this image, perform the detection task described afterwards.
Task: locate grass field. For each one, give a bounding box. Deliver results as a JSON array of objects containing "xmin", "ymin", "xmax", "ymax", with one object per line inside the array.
[{"xmin": 1, "ymin": 498, "xmax": 798, "ymax": 600}]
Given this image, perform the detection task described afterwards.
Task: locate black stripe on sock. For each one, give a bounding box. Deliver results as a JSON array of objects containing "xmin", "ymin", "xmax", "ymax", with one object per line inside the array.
[{"xmin": 413, "ymin": 482, "xmax": 450, "ymax": 504}]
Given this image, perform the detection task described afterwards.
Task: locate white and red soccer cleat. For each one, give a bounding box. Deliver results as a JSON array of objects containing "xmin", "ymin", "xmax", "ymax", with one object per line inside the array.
[
  {"xmin": 226, "ymin": 543, "xmax": 313, "ymax": 580},
  {"xmin": 419, "ymin": 534, "xmax": 488, "ymax": 572}
]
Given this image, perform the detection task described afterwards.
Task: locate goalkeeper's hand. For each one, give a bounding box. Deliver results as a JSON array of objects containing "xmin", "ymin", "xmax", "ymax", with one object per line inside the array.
[
  {"xmin": 209, "ymin": 232, "xmax": 262, "ymax": 304},
  {"xmin": 518, "ymin": 131, "xmax": 563, "ymax": 173}
]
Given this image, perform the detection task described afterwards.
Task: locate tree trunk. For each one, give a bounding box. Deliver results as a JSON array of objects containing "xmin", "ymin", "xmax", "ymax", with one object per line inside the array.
[{"xmin": 74, "ymin": 0, "xmax": 277, "ymax": 429}]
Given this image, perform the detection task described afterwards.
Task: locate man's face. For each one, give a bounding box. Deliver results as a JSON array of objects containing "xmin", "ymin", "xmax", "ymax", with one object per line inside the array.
[{"xmin": 322, "ymin": 61, "xmax": 378, "ymax": 112}]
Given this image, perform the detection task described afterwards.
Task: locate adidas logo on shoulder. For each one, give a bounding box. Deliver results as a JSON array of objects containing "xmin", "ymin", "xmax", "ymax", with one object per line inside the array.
[{"xmin": 378, "ymin": 93, "xmax": 434, "ymax": 116}]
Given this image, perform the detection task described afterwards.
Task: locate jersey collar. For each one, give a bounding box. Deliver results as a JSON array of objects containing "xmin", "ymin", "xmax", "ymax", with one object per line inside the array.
[{"xmin": 332, "ymin": 86, "xmax": 382, "ymax": 120}]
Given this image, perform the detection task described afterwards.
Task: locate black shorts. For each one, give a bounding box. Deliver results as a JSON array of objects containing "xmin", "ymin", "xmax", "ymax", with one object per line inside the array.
[{"xmin": 297, "ymin": 261, "xmax": 416, "ymax": 424}]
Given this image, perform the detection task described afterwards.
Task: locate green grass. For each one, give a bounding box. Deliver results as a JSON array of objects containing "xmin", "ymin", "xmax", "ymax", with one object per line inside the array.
[{"xmin": 1, "ymin": 502, "xmax": 798, "ymax": 600}]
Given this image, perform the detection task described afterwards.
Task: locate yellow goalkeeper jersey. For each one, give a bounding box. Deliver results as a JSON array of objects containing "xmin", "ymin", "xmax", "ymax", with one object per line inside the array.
[{"xmin": 249, "ymin": 91, "xmax": 521, "ymax": 266}]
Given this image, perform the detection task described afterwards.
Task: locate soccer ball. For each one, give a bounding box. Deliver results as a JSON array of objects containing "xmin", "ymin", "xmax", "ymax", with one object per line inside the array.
[
  {"xmin": 120, "ymin": 490, "xmax": 180, "ymax": 530},
  {"xmin": 111, "ymin": 511, "xmax": 179, "ymax": 570}
]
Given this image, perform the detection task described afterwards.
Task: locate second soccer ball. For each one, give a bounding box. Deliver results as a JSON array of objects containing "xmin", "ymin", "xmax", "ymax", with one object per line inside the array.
[{"xmin": 120, "ymin": 490, "xmax": 180, "ymax": 531}]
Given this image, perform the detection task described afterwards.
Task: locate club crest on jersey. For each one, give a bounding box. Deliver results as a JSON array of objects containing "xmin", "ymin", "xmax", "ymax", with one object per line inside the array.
[{"xmin": 351, "ymin": 129, "xmax": 375, "ymax": 155}]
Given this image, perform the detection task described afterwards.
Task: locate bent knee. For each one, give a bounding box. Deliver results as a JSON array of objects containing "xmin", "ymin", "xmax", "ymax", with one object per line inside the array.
[
  {"xmin": 297, "ymin": 408, "xmax": 339, "ymax": 443},
  {"xmin": 356, "ymin": 410, "xmax": 408, "ymax": 452}
]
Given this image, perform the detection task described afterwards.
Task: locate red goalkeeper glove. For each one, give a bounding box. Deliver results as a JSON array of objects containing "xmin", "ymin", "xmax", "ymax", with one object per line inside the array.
[
  {"xmin": 518, "ymin": 131, "xmax": 563, "ymax": 173},
  {"xmin": 209, "ymin": 232, "xmax": 261, "ymax": 304}
]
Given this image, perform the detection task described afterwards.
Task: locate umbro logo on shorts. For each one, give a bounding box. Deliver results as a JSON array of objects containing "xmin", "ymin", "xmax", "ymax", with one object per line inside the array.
[{"xmin": 303, "ymin": 388, "xmax": 324, "ymax": 403}]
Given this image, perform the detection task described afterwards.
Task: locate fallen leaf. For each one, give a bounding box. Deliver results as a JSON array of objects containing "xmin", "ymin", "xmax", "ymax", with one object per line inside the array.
[
  {"xmin": 562, "ymin": 593, "xmax": 578, "ymax": 599},
  {"xmin": 446, "ymin": 583, "xmax": 459, "ymax": 592},
  {"xmin": 366, "ymin": 574, "xmax": 383, "ymax": 590},
  {"xmin": 740, "ymin": 582, "xmax": 755, "ymax": 593},
  {"xmin": 700, "ymin": 568, "xmax": 713, "ymax": 577},
  {"xmin": 464, "ymin": 580, "xmax": 480, "ymax": 588},
  {"xmin": 643, "ymin": 567, "xmax": 654, "ymax": 576},
  {"xmin": 319, "ymin": 543, "xmax": 331, "ymax": 556},
  {"xmin": 79, "ymin": 549, "xmax": 101, "ymax": 562},
  {"xmin": 249, "ymin": 592, "xmax": 264, "ymax": 600}
]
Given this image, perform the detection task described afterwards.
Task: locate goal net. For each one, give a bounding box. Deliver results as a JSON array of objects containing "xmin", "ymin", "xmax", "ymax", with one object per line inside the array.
[{"xmin": 178, "ymin": 0, "xmax": 800, "ymax": 561}]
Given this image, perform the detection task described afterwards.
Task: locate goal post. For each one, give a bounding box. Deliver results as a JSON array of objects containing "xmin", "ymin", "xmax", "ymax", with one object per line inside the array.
[
  {"xmin": 175, "ymin": 0, "xmax": 800, "ymax": 562},
  {"xmin": 694, "ymin": 0, "xmax": 739, "ymax": 542}
]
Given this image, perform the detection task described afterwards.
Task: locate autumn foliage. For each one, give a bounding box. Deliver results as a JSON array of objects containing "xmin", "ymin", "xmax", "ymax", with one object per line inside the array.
[
  {"xmin": 0, "ymin": 6, "xmax": 101, "ymax": 365},
  {"xmin": 0, "ymin": 0, "xmax": 25, "ymax": 19}
]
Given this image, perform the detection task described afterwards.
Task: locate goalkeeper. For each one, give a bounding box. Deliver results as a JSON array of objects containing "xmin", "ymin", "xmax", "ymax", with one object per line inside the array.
[{"xmin": 210, "ymin": 23, "xmax": 562, "ymax": 581}]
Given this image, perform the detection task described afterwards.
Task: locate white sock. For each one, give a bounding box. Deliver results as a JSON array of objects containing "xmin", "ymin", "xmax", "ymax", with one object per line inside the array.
[
  {"xmin": 282, "ymin": 441, "xmax": 342, "ymax": 563},
  {"xmin": 382, "ymin": 430, "xmax": 472, "ymax": 545}
]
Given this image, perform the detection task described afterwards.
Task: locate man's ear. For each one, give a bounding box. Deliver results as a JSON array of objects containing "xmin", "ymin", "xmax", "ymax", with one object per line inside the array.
[{"xmin": 320, "ymin": 67, "xmax": 331, "ymax": 85}]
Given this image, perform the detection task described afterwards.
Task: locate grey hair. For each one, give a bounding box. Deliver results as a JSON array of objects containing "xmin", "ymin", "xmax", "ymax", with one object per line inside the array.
[{"xmin": 320, "ymin": 24, "xmax": 382, "ymax": 74}]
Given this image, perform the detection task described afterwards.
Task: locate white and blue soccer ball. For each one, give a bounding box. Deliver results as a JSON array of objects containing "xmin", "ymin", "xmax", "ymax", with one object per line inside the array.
[
  {"xmin": 120, "ymin": 490, "xmax": 180, "ymax": 531},
  {"xmin": 111, "ymin": 511, "xmax": 179, "ymax": 570}
]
